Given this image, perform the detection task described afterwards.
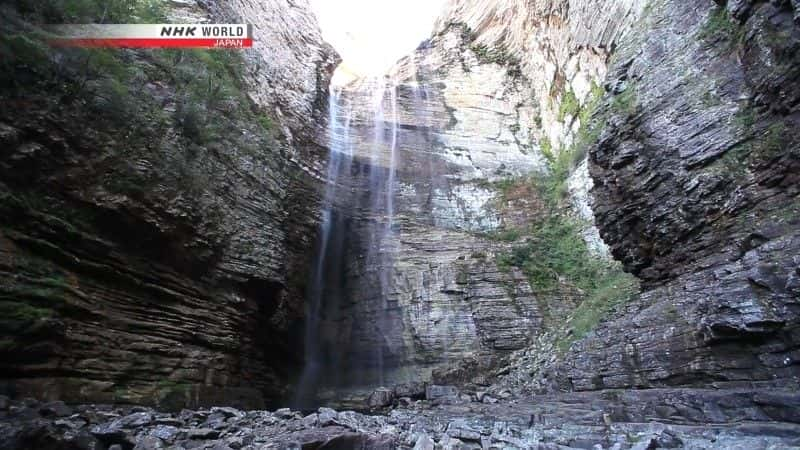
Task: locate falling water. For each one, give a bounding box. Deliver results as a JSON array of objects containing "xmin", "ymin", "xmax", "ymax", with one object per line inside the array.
[
  {"xmin": 295, "ymin": 87, "xmax": 353, "ymax": 407},
  {"xmin": 363, "ymin": 79, "xmax": 399, "ymax": 387},
  {"xmin": 295, "ymin": 78, "xmax": 401, "ymax": 406}
]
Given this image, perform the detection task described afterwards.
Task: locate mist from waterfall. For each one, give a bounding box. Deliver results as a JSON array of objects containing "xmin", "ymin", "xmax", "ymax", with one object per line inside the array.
[{"xmin": 295, "ymin": 79, "xmax": 401, "ymax": 407}]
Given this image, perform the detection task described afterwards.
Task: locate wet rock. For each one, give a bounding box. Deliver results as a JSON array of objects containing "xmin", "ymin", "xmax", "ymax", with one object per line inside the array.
[
  {"xmin": 394, "ymin": 382, "xmax": 426, "ymax": 399},
  {"xmin": 133, "ymin": 436, "xmax": 164, "ymax": 450},
  {"xmin": 1, "ymin": 391, "xmax": 800, "ymax": 449},
  {"xmin": 154, "ymin": 417, "xmax": 184, "ymax": 427},
  {"xmin": 367, "ymin": 388, "xmax": 395, "ymax": 409},
  {"xmin": 274, "ymin": 408, "xmax": 296, "ymax": 419},
  {"xmin": 413, "ymin": 433, "xmax": 435, "ymax": 450},
  {"xmin": 0, "ymin": 0, "xmax": 335, "ymax": 409},
  {"xmin": 447, "ymin": 420, "xmax": 482, "ymax": 442},
  {"xmin": 90, "ymin": 422, "xmax": 131, "ymax": 447},
  {"xmin": 119, "ymin": 412, "xmax": 154, "ymax": 429},
  {"xmin": 39, "ymin": 401, "xmax": 73, "ymax": 418},
  {"xmin": 9, "ymin": 406, "xmax": 40, "ymax": 421},
  {"xmin": 317, "ymin": 408, "xmax": 338, "ymax": 427},
  {"xmin": 178, "ymin": 409, "xmax": 206, "ymax": 424},
  {"xmin": 210, "ymin": 407, "xmax": 244, "ymax": 419},
  {"xmin": 302, "ymin": 413, "xmax": 318, "ymax": 428},
  {"xmin": 186, "ymin": 428, "xmax": 219, "ymax": 440},
  {"xmin": 426, "ymin": 385, "xmax": 459, "ymax": 401},
  {"xmin": 150, "ymin": 425, "xmax": 180, "ymax": 442},
  {"xmin": 726, "ymin": 0, "xmax": 754, "ymax": 20},
  {"xmin": 202, "ymin": 412, "xmax": 228, "ymax": 430}
]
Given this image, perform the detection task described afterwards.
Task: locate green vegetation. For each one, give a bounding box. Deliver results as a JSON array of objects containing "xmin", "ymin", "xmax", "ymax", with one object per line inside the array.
[
  {"xmin": 540, "ymin": 136, "xmax": 555, "ymax": 163},
  {"xmin": 558, "ymin": 89, "xmax": 580, "ymax": 122},
  {"xmin": 713, "ymin": 104, "xmax": 790, "ymax": 178},
  {"xmin": 539, "ymin": 82, "xmax": 609, "ymax": 205},
  {"xmin": 734, "ymin": 106, "xmax": 756, "ymax": 132},
  {"xmin": 489, "ymin": 79, "xmax": 638, "ymax": 352},
  {"xmin": 1, "ymin": 0, "xmax": 280, "ymax": 202},
  {"xmin": 0, "ymin": 301, "xmax": 55, "ymax": 340},
  {"xmin": 470, "ymin": 251, "xmax": 487, "ymax": 260},
  {"xmin": 0, "ymin": 301, "xmax": 53, "ymax": 322},
  {"xmin": 482, "ymin": 228, "xmax": 521, "ymax": 242},
  {"xmin": 12, "ymin": 0, "xmax": 166, "ymax": 23},
  {"xmin": 471, "ymin": 43, "xmax": 519, "ymax": 67},
  {"xmin": 701, "ymin": 90, "xmax": 721, "ymax": 108},
  {"xmin": 450, "ymin": 18, "xmax": 521, "ymax": 76},
  {"xmin": 561, "ymin": 273, "xmax": 637, "ymax": 351},
  {"xmin": 492, "ymin": 171, "xmax": 639, "ymax": 351},
  {"xmin": 155, "ymin": 380, "xmax": 192, "ymax": 410},
  {"xmin": 756, "ymin": 122, "xmax": 787, "ymax": 161},
  {"xmin": 580, "ymin": 82, "xmax": 606, "ymax": 125},
  {"xmin": 611, "ymin": 86, "xmax": 638, "ymax": 117},
  {"xmin": 696, "ymin": 6, "xmax": 745, "ymax": 50}
]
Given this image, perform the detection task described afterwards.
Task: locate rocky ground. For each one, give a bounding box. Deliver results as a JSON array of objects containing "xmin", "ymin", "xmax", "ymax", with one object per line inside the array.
[{"xmin": 2, "ymin": 384, "xmax": 799, "ymax": 450}]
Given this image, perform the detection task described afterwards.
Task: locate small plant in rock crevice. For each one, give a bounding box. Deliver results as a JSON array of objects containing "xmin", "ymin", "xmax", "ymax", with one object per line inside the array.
[
  {"xmin": 696, "ymin": 6, "xmax": 746, "ymax": 51},
  {"xmin": 558, "ymin": 88, "xmax": 580, "ymax": 122}
]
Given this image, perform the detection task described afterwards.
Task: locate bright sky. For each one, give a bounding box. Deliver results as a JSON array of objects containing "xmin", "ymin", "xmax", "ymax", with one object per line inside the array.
[{"xmin": 310, "ymin": 0, "xmax": 446, "ymax": 84}]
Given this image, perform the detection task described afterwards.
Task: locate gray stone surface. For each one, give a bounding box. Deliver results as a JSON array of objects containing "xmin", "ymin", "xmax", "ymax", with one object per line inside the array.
[
  {"xmin": 1, "ymin": 391, "xmax": 799, "ymax": 449},
  {"xmin": 560, "ymin": 0, "xmax": 800, "ymax": 392}
]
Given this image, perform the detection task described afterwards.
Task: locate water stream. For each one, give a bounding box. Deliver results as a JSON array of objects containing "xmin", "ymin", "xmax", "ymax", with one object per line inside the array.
[{"xmin": 296, "ymin": 78, "xmax": 401, "ymax": 407}]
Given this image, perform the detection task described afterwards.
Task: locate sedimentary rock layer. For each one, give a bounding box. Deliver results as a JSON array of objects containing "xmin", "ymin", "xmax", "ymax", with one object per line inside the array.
[{"xmin": 0, "ymin": 0, "xmax": 337, "ymax": 408}]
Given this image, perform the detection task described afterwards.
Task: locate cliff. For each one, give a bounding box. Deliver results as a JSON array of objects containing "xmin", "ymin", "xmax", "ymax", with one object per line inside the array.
[
  {"xmin": 304, "ymin": 0, "xmax": 799, "ymax": 405},
  {"xmin": 0, "ymin": 0, "xmax": 337, "ymax": 408},
  {"xmin": 559, "ymin": 0, "xmax": 800, "ymax": 391}
]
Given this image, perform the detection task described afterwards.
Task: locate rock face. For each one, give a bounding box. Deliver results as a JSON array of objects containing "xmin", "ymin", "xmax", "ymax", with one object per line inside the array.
[
  {"xmin": 201, "ymin": 0, "xmax": 338, "ymax": 144},
  {"xmin": 303, "ymin": 0, "xmax": 799, "ymax": 407},
  {"xmin": 301, "ymin": 0, "xmax": 645, "ymax": 401},
  {"xmin": 1, "ymin": 390, "xmax": 799, "ymax": 449},
  {"xmin": 0, "ymin": 0, "xmax": 337, "ymax": 407},
  {"xmin": 557, "ymin": 0, "xmax": 800, "ymax": 391},
  {"xmin": 306, "ymin": 33, "xmax": 553, "ymax": 401},
  {"xmin": 1, "ymin": 0, "xmax": 797, "ymax": 426}
]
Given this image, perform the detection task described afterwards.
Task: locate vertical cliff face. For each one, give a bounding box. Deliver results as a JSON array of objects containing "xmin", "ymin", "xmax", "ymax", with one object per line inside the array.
[
  {"xmin": 304, "ymin": 0, "xmax": 646, "ymax": 401},
  {"xmin": 304, "ymin": 29, "xmax": 550, "ymax": 402},
  {"xmin": 0, "ymin": 0, "xmax": 337, "ymax": 408},
  {"xmin": 558, "ymin": 0, "xmax": 800, "ymax": 391},
  {"xmin": 393, "ymin": 0, "xmax": 800, "ymax": 393},
  {"xmin": 307, "ymin": 0, "xmax": 799, "ymax": 402}
]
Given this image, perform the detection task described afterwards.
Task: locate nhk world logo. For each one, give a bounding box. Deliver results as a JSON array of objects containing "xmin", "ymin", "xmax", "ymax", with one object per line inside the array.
[{"xmin": 48, "ymin": 24, "xmax": 253, "ymax": 48}]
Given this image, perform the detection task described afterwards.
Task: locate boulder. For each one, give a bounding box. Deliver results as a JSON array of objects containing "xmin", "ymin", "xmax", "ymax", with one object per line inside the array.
[
  {"xmin": 40, "ymin": 401, "xmax": 73, "ymax": 418},
  {"xmin": 425, "ymin": 385, "xmax": 458, "ymax": 401},
  {"xmin": 394, "ymin": 382, "xmax": 426, "ymax": 399},
  {"xmin": 367, "ymin": 388, "xmax": 395, "ymax": 408}
]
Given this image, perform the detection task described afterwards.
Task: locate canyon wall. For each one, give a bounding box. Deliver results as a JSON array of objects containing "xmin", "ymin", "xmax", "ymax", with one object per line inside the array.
[
  {"xmin": 315, "ymin": 0, "xmax": 800, "ymax": 402},
  {"xmin": 1, "ymin": 0, "xmax": 797, "ymax": 412},
  {"xmin": 0, "ymin": 0, "xmax": 337, "ymax": 408},
  {"xmin": 309, "ymin": 0, "xmax": 643, "ymax": 400},
  {"xmin": 556, "ymin": 0, "xmax": 800, "ymax": 391}
]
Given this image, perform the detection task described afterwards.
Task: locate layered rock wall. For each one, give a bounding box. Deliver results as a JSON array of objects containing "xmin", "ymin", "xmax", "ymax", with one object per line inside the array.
[
  {"xmin": 308, "ymin": 0, "xmax": 640, "ymax": 397},
  {"xmin": 0, "ymin": 0, "xmax": 337, "ymax": 408},
  {"xmin": 314, "ymin": 0, "xmax": 800, "ymax": 401},
  {"xmin": 557, "ymin": 0, "xmax": 800, "ymax": 391}
]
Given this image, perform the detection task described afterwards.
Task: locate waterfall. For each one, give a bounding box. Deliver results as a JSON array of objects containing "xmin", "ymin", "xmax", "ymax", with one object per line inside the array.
[
  {"xmin": 295, "ymin": 87, "xmax": 353, "ymax": 408},
  {"xmin": 364, "ymin": 79, "xmax": 399, "ymax": 387},
  {"xmin": 295, "ymin": 78, "xmax": 401, "ymax": 407}
]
